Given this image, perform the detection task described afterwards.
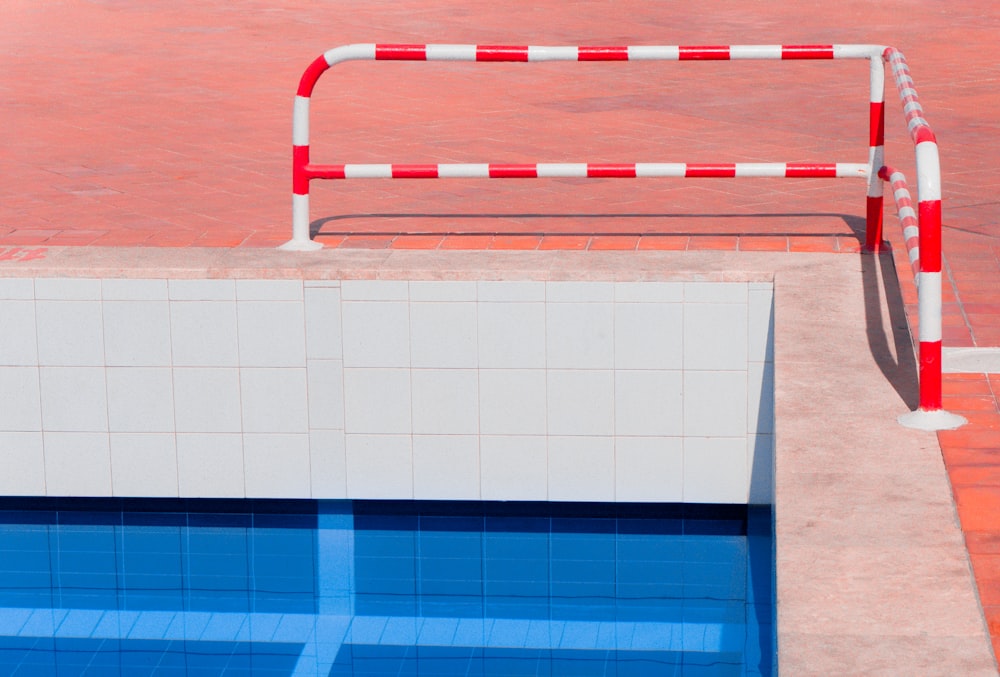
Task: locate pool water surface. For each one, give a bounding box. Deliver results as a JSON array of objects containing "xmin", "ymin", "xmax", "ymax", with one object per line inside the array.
[{"xmin": 0, "ymin": 499, "xmax": 774, "ymax": 676}]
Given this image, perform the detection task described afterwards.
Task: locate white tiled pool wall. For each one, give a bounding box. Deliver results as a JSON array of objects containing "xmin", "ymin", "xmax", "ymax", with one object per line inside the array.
[{"xmin": 0, "ymin": 277, "xmax": 774, "ymax": 503}]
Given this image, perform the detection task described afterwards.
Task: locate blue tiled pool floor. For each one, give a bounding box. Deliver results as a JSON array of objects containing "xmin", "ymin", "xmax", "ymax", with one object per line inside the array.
[{"xmin": 0, "ymin": 499, "xmax": 774, "ymax": 676}]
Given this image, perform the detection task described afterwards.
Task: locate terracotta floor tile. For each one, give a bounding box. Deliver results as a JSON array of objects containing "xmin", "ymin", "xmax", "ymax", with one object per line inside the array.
[
  {"xmin": 969, "ymin": 533, "xmax": 1000, "ymax": 555},
  {"xmin": 954, "ymin": 486, "xmax": 1000, "ymax": 532},
  {"xmin": 337, "ymin": 235, "xmax": 395, "ymax": 249},
  {"xmin": 588, "ymin": 235, "xmax": 639, "ymax": 251},
  {"xmin": 737, "ymin": 236, "xmax": 789, "ymax": 252},
  {"xmin": 439, "ymin": 234, "xmax": 494, "ymax": 249},
  {"xmin": 970, "ymin": 556, "xmax": 1000, "ymax": 606},
  {"xmin": 636, "ymin": 236, "xmax": 690, "ymax": 251},
  {"xmin": 538, "ymin": 235, "xmax": 591, "ymax": 250},
  {"xmin": 685, "ymin": 235, "xmax": 738, "ymax": 251},
  {"xmin": 490, "ymin": 235, "xmax": 542, "ymax": 250},
  {"xmin": 390, "ymin": 234, "xmax": 444, "ymax": 249}
]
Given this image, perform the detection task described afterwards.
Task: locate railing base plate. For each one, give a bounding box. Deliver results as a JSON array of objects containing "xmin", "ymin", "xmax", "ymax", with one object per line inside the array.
[
  {"xmin": 898, "ymin": 409, "xmax": 967, "ymax": 431},
  {"xmin": 279, "ymin": 239, "xmax": 324, "ymax": 252}
]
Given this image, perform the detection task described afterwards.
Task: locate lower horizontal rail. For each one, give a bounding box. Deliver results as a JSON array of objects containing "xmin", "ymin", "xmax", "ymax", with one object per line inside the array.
[{"xmin": 304, "ymin": 162, "xmax": 869, "ymax": 180}]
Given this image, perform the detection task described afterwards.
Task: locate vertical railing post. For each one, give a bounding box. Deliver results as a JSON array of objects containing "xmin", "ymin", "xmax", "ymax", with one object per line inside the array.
[{"xmin": 865, "ymin": 55, "xmax": 886, "ymax": 251}]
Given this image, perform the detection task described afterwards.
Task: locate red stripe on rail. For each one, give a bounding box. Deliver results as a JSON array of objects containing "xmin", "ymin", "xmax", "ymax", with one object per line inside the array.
[
  {"xmin": 489, "ymin": 164, "xmax": 537, "ymax": 178},
  {"xmin": 292, "ymin": 146, "xmax": 311, "ymax": 193},
  {"xmin": 869, "ymin": 102, "xmax": 885, "ymax": 147},
  {"xmin": 587, "ymin": 164, "xmax": 637, "ymax": 178},
  {"xmin": 920, "ymin": 341, "xmax": 943, "ymax": 410},
  {"xmin": 309, "ymin": 165, "xmax": 347, "ymax": 180},
  {"xmin": 919, "ymin": 200, "xmax": 942, "ymax": 272},
  {"xmin": 476, "ymin": 46, "xmax": 529, "ymax": 62},
  {"xmin": 391, "ymin": 165, "xmax": 438, "ymax": 178},
  {"xmin": 679, "ymin": 46, "xmax": 730, "ymax": 60},
  {"xmin": 781, "ymin": 45, "xmax": 834, "ymax": 59},
  {"xmin": 296, "ymin": 56, "xmax": 332, "ymax": 97},
  {"xmin": 375, "ymin": 44, "xmax": 427, "ymax": 60},
  {"xmin": 578, "ymin": 46, "xmax": 629, "ymax": 61},
  {"xmin": 785, "ymin": 163, "xmax": 837, "ymax": 178},
  {"xmin": 685, "ymin": 164, "xmax": 736, "ymax": 177}
]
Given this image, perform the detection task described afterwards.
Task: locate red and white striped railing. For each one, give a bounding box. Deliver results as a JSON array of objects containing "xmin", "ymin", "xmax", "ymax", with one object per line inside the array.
[
  {"xmin": 281, "ymin": 42, "xmax": 962, "ymax": 429},
  {"xmin": 882, "ymin": 48, "xmax": 964, "ymax": 430},
  {"xmin": 283, "ymin": 43, "xmax": 887, "ymax": 252}
]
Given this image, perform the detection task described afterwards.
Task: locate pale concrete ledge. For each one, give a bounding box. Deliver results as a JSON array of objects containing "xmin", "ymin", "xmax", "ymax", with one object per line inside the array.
[{"xmin": 0, "ymin": 246, "xmax": 994, "ymax": 674}]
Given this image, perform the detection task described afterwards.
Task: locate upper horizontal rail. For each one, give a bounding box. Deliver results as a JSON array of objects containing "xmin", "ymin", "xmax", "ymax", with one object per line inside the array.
[{"xmin": 296, "ymin": 43, "xmax": 887, "ymax": 96}]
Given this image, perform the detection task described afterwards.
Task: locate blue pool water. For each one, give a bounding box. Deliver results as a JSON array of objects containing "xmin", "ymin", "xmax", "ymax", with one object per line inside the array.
[{"xmin": 0, "ymin": 499, "xmax": 774, "ymax": 676}]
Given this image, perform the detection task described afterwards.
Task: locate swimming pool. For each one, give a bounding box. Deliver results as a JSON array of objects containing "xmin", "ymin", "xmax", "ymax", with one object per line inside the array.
[{"xmin": 0, "ymin": 498, "xmax": 774, "ymax": 676}]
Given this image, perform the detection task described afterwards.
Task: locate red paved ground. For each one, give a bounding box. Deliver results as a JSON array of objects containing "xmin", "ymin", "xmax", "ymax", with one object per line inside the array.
[{"xmin": 4, "ymin": 0, "xmax": 1000, "ymax": 663}]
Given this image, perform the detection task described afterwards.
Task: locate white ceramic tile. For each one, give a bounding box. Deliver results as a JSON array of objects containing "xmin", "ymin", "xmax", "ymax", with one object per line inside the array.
[
  {"xmin": 684, "ymin": 437, "xmax": 748, "ymax": 503},
  {"xmin": 0, "ymin": 367, "xmax": 41, "ymax": 431},
  {"xmin": 237, "ymin": 301, "xmax": 306, "ymax": 367},
  {"xmin": 410, "ymin": 281, "xmax": 477, "ymax": 302},
  {"xmin": 683, "ymin": 303, "xmax": 748, "ymax": 370},
  {"xmin": 39, "ymin": 367, "xmax": 108, "ymax": 432},
  {"xmin": 614, "ymin": 303, "xmax": 683, "ymax": 370},
  {"xmin": 35, "ymin": 278, "xmax": 101, "ymax": 300},
  {"xmin": 43, "ymin": 432, "xmax": 112, "ymax": 496},
  {"xmin": 413, "ymin": 435, "xmax": 480, "ymax": 500},
  {"xmin": 478, "ymin": 303, "xmax": 545, "ymax": 369},
  {"xmin": 102, "ymin": 279, "xmax": 168, "ymax": 301},
  {"xmin": 341, "ymin": 301, "xmax": 409, "ymax": 368},
  {"xmin": 614, "ymin": 282, "xmax": 684, "ymax": 303},
  {"xmin": 0, "ymin": 301, "xmax": 37, "ymax": 365},
  {"xmin": 547, "ymin": 370, "xmax": 614, "ymax": 436},
  {"xmin": 343, "ymin": 368, "xmax": 411, "ymax": 434},
  {"xmin": 341, "ymin": 280, "xmax": 408, "ymax": 301},
  {"xmin": 172, "ymin": 368, "xmax": 242, "ymax": 433},
  {"xmin": 477, "ymin": 281, "xmax": 545, "ymax": 302},
  {"xmin": 35, "ymin": 301, "xmax": 105, "ymax": 366},
  {"xmin": 547, "ymin": 281, "xmax": 614, "ymax": 303},
  {"xmin": 109, "ymin": 433, "xmax": 179, "ymax": 497},
  {"xmin": 169, "ymin": 301, "xmax": 239, "ymax": 367},
  {"xmin": 345, "ymin": 434, "xmax": 413, "ymax": 498},
  {"xmin": 168, "ymin": 279, "xmax": 235, "ymax": 301},
  {"xmin": 410, "ymin": 302, "xmax": 477, "ymax": 368},
  {"xmin": 176, "ymin": 433, "xmax": 245, "ymax": 497},
  {"xmin": 615, "ymin": 437, "xmax": 683, "ymax": 502},
  {"xmin": 0, "ymin": 432, "xmax": 45, "ymax": 494},
  {"xmin": 103, "ymin": 301, "xmax": 172, "ymax": 367},
  {"xmin": 107, "ymin": 367, "xmax": 175, "ymax": 433},
  {"xmin": 236, "ymin": 279, "xmax": 303, "ymax": 301},
  {"xmin": 683, "ymin": 371, "xmax": 748, "ymax": 438},
  {"xmin": 411, "ymin": 369, "xmax": 478, "ymax": 435},
  {"xmin": 614, "ymin": 370, "xmax": 683, "ymax": 436},
  {"xmin": 240, "ymin": 368, "xmax": 309, "ymax": 433},
  {"xmin": 307, "ymin": 360, "xmax": 345, "ymax": 430},
  {"xmin": 304, "ymin": 280, "xmax": 341, "ymax": 288},
  {"xmin": 748, "ymin": 434, "xmax": 774, "ymax": 505},
  {"xmin": 304, "ymin": 287, "xmax": 342, "ymax": 360},
  {"xmin": 747, "ymin": 362, "xmax": 775, "ymax": 434},
  {"xmin": 0, "ymin": 278, "xmax": 33, "ymax": 300},
  {"xmin": 480, "ymin": 435, "xmax": 547, "ymax": 501},
  {"xmin": 478, "ymin": 370, "xmax": 546, "ymax": 435},
  {"xmin": 749, "ymin": 287, "xmax": 775, "ymax": 363},
  {"xmin": 243, "ymin": 433, "xmax": 311, "ymax": 498},
  {"xmin": 548, "ymin": 436, "xmax": 614, "ymax": 502},
  {"xmin": 684, "ymin": 282, "xmax": 747, "ymax": 304},
  {"xmin": 310, "ymin": 429, "xmax": 347, "ymax": 498},
  {"xmin": 546, "ymin": 303, "xmax": 613, "ymax": 369}
]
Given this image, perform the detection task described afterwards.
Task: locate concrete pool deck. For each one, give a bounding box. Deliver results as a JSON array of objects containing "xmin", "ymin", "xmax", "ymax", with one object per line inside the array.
[{"xmin": 4, "ymin": 0, "xmax": 1000, "ymax": 672}]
